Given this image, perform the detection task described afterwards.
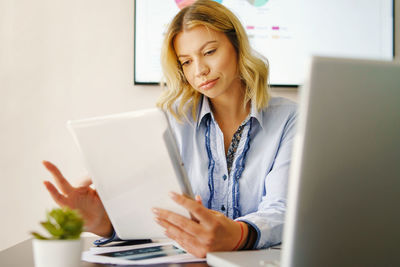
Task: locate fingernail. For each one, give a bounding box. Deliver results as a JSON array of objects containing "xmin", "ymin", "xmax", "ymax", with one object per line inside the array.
[
  {"xmin": 164, "ymin": 230, "xmax": 170, "ymax": 237},
  {"xmin": 154, "ymin": 217, "xmax": 161, "ymax": 224},
  {"xmin": 169, "ymin": 191, "xmax": 178, "ymax": 199},
  {"xmin": 152, "ymin": 208, "xmax": 159, "ymax": 215}
]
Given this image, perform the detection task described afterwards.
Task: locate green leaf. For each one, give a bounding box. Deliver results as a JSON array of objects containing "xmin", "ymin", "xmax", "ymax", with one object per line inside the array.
[
  {"xmin": 41, "ymin": 221, "xmax": 63, "ymax": 237},
  {"xmin": 49, "ymin": 209, "xmax": 65, "ymax": 226},
  {"xmin": 63, "ymin": 220, "xmax": 83, "ymax": 236},
  {"xmin": 31, "ymin": 232, "xmax": 49, "ymax": 240}
]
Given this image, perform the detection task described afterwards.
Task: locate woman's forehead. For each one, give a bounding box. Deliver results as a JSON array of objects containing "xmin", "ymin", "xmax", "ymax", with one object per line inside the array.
[{"xmin": 173, "ymin": 25, "xmax": 226, "ymax": 55}]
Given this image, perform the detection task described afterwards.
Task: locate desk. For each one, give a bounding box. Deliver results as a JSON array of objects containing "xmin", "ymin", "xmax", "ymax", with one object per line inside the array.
[{"xmin": 0, "ymin": 237, "xmax": 209, "ymax": 267}]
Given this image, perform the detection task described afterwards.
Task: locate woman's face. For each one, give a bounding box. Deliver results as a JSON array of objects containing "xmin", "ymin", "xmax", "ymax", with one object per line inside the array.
[{"xmin": 173, "ymin": 25, "xmax": 242, "ymax": 101}]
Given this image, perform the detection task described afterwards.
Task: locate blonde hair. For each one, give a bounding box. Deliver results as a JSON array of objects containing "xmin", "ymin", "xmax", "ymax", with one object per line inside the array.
[{"xmin": 156, "ymin": 0, "xmax": 270, "ymax": 121}]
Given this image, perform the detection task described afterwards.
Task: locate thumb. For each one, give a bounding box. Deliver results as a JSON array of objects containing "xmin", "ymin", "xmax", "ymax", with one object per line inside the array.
[
  {"xmin": 195, "ymin": 195, "xmax": 202, "ymax": 205},
  {"xmin": 78, "ymin": 175, "xmax": 93, "ymax": 187},
  {"xmin": 189, "ymin": 195, "xmax": 203, "ymax": 222}
]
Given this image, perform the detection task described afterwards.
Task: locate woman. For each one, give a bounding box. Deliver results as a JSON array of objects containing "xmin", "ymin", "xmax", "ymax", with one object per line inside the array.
[{"xmin": 43, "ymin": 0, "xmax": 297, "ymax": 258}]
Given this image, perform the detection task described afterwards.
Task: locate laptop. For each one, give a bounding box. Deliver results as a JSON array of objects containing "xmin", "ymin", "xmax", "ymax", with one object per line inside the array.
[
  {"xmin": 67, "ymin": 108, "xmax": 194, "ymax": 240},
  {"xmin": 207, "ymin": 56, "xmax": 400, "ymax": 267}
]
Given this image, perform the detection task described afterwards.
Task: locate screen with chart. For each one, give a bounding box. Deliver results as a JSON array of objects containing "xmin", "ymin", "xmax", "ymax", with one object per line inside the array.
[{"xmin": 134, "ymin": 0, "xmax": 393, "ymax": 86}]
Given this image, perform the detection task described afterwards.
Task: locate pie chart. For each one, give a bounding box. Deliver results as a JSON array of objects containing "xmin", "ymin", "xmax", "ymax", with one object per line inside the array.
[
  {"xmin": 175, "ymin": 0, "xmax": 223, "ymax": 10},
  {"xmin": 246, "ymin": 0, "xmax": 269, "ymax": 7},
  {"xmin": 175, "ymin": 0, "xmax": 196, "ymax": 9}
]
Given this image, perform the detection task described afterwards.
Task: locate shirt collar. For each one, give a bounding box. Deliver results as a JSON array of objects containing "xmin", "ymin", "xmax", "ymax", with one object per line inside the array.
[
  {"xmin": 250, "ymin": 100, "xmax": 264, "ymax": 130},
  {"xmin": 196, "ymin": 96, "xmax": 264, "ymax": 129},
  {"xmin": 197, "ymin": 96, "xmax": 213, "ymax": 128}
]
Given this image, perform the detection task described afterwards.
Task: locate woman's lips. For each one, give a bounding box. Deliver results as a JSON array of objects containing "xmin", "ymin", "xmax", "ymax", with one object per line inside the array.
[{"xmin": 199, "ymin": 78, "xmax": 219, "ymax": 90}]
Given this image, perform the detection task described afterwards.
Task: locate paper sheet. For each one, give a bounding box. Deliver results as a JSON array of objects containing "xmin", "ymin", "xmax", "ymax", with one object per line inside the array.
[{"xmin": 82, "ymin": 240, "xmax": 205, "ymax": 265}]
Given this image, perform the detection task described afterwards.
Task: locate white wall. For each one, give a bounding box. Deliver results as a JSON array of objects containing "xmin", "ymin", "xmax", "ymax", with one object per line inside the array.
[
  {"xmin": 0, "ymin": 0, "xmax": 398, "ymax": 251},
  {"xmin": 0, "ymin": 0, "xmax": 160, "ymax": 250}
]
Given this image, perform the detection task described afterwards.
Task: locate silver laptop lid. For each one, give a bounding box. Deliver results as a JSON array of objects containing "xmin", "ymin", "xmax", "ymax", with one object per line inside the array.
[{"xmin": 282, "ymin": 57, "xmax": 400, "ymax": 267}]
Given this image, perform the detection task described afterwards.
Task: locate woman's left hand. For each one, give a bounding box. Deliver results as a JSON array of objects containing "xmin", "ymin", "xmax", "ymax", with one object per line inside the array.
[{"xmin": 152, "ymin": 192, "xmax": 248, "ymax": 258}]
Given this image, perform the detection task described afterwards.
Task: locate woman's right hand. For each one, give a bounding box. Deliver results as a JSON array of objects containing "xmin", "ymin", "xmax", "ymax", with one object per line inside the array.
[{"xmin": 42, "ymin": 160, "xmax": 113, "ymax": 237}]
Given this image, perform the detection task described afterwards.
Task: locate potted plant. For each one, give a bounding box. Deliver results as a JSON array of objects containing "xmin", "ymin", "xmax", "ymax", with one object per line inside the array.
[{"xmin": 31, "ymin": 207, "xmax": 84, "ymax": 267}]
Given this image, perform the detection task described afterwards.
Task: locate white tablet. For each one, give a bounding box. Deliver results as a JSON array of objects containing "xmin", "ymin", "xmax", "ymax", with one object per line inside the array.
[{"xmin": 67, "ymin": 108, "xmax": 194, "ymax": 239}]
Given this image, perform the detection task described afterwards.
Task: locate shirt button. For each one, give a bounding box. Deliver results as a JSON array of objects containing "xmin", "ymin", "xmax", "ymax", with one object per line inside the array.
[
  {"xmin": 222, "ymin": 174, "xmax": 227, "ymax": 180},
  {"xmin": 221, "ymin": 205, "xmax": 226, "ymax": 211}
]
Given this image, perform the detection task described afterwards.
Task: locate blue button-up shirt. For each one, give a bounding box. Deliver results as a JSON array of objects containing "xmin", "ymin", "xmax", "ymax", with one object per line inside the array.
[
  {"xmin": 94, "ymin": 96, "xmax": 297, "ymax": 248},
  {"xmin": 168, "ymin": 96, "xmax": 297, "ymax": 249}
]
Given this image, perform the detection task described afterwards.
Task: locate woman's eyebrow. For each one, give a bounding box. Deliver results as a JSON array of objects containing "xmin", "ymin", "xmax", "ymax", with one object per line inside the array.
[{"xmin": 177, "ymin": 40, "xmax": 218, "ymax": 58}]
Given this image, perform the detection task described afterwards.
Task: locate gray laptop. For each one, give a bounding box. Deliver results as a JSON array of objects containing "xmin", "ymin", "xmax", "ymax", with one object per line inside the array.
[{"xmin": 207, "ymin": 56, "xmax": 400, "ymax": 267}]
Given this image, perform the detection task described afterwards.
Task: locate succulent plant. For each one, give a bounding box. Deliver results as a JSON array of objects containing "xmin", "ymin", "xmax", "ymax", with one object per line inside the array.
[{"xmin": 31, "ymin": 207, "xmax": 84, "ymax": 240}]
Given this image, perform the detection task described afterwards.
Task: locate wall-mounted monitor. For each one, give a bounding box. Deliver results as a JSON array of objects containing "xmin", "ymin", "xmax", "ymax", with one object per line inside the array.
[{"xmin": 134, "ymin": 0, "xmax": 394, "ymax": 86}]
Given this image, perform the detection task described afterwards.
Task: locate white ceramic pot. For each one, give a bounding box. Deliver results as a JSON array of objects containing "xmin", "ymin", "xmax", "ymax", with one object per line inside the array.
[{"xmin": 32, "ymin": 239, "xmax": 83, "ymax": 267}]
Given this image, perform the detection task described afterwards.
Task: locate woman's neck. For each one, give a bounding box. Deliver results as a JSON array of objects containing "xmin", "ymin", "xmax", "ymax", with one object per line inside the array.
[
  {"xmin": 209, "ymin": 87, "xmax": 250, "ymax": 126},
  {"xmin": 209, "ymin": 87, "xmax": 251, "ymax": 155}
]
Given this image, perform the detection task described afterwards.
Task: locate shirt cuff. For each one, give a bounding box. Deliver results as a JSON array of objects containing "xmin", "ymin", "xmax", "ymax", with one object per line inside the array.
[
  {"xmin": 235, "ymin": 219, "xmax": 261, "ymax": 249},
  {"xmin": 93, "ymin": 230, "xmax": 121, "ymax": 246}
]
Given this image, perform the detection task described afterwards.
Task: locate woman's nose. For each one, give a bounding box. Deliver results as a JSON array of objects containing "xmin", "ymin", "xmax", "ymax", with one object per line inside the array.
[{"xmin": 195, "ymin": 61, "xmax": 210, "ymax": 77}]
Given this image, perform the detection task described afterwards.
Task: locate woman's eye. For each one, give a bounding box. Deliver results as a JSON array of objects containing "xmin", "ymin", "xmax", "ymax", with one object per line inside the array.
[
  {"xmin": 205, "ymin": 49, "xmax": 216, "ymax": 56},
  {"xmin": 181, "ymin": 60, "xmax": 191, "ymax": 66}
]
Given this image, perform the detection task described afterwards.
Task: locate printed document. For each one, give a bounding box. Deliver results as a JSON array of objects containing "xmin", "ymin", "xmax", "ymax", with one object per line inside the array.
[{"xmin": 82, "ymin": 240, "xmax": 205, "ymax": 265}]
